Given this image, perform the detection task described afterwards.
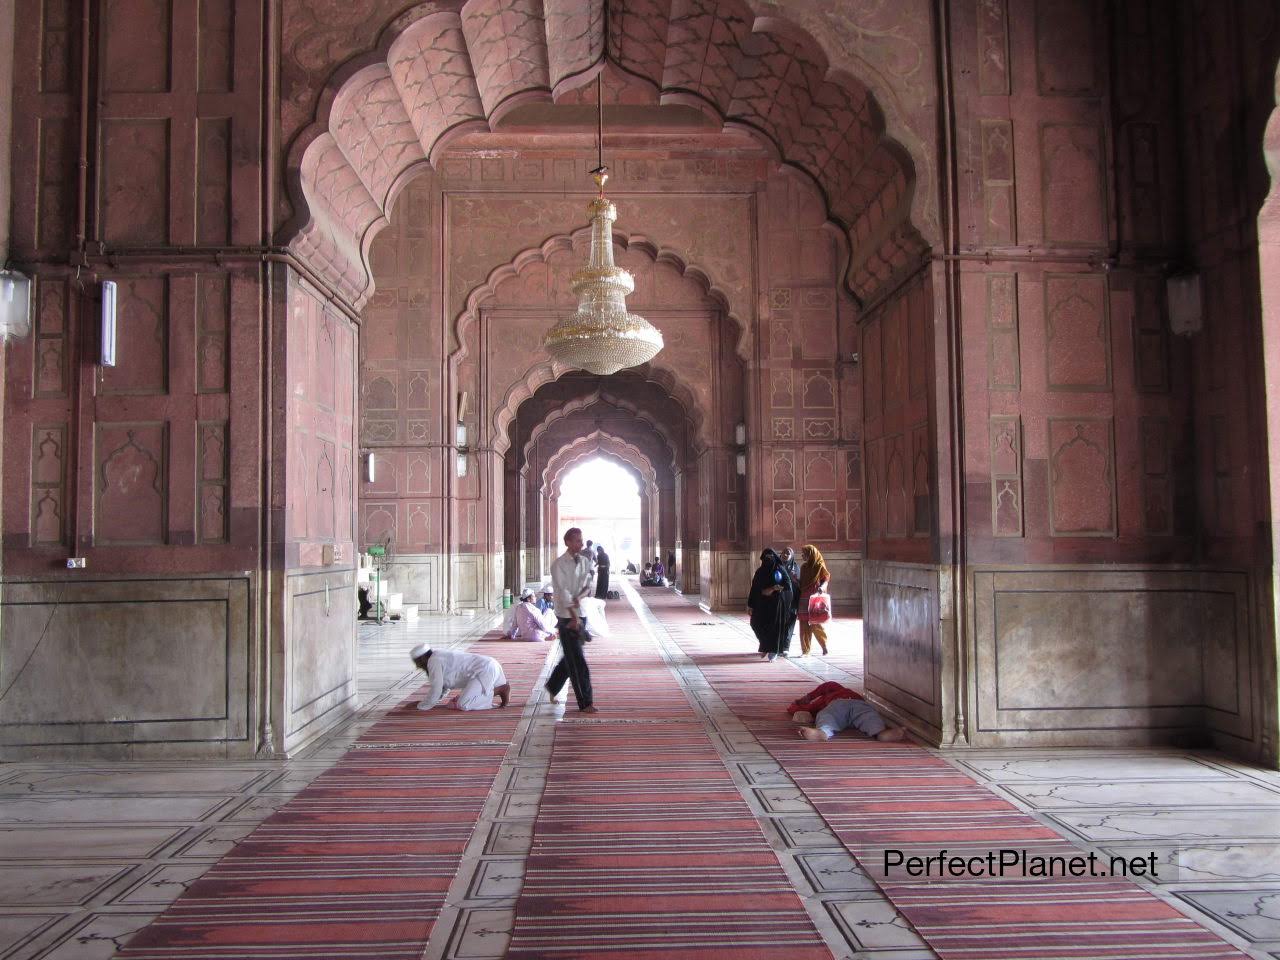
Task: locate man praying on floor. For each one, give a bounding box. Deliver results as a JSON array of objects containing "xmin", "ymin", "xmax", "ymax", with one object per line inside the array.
[
  {"xmin": 793, "ymin": 696, "xmax": 905, "ymax": 742},
  {"xmin": 410, "ymin": 644, "xmax": 511, "ymax": 711}
]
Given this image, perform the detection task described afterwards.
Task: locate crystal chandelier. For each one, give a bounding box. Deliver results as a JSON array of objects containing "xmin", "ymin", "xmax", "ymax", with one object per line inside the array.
[{"xmin": 543, "ymin": 75, "xmax": 663, "ymax": 376}]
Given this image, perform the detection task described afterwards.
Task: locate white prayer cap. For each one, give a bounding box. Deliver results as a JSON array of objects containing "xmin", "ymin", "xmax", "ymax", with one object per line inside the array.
[
  {"xmin": 520, "ymin": 588, "xmax": 534, "ymax": 600},
  {"xmin": 409, "ymin": 643, "xmax": 430, "ymax": 660}
]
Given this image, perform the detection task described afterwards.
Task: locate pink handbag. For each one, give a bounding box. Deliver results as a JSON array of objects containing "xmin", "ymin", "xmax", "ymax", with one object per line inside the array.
[{"xmin": 807, "ymin": 592, "xmax": 832, "ymax": 624}]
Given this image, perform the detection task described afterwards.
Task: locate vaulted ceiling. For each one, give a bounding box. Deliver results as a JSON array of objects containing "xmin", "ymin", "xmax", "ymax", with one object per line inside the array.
[{"xmin": 286, "ymin": 0, "xmax": 924, "ymax": 311}]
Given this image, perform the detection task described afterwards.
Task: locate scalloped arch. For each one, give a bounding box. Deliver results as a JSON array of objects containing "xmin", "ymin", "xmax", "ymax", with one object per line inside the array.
[
  {"xmin": 522, "ymin": 391, "xmax": 678, "ymax": 471},
  {"xmin": 284, "ymin": 0, "xmax": 929, "ymax": 312},
  {"xmin": 545, "ymin": 431, "xmax": 658, "ymax": 497},
  {"xmin": 493, "ymin": 360, "xmax": 705, "ymax": 456},
  {"xmin": 451, "ymin": 226, "xmax": 745, "ymax": 363}
]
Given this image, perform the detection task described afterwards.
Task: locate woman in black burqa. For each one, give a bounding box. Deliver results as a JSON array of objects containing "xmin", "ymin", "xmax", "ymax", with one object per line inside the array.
[{"xmin": 747, "ymin": 548, "xmax": 794, "ymax": 662}]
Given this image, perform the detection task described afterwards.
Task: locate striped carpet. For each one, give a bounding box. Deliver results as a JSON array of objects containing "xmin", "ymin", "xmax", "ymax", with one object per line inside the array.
[
  {"xmin": 643, "ymin": 589, "xmax": 1251, "ymax": 960},
  {"xmin": 507, "ymin": 601, "xmax": 834, "ymax": 960},
  {"xmin": 114, "ymin": 636, "xmax": 549, "ymax": 960}
]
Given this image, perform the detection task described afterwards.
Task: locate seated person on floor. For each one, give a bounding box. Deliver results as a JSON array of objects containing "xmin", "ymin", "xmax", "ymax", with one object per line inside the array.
[
  {"xmin": 536, "ymin": 585, "xmax": 555, "ymax": 616},
  {"xmin": 508, "ymin": 588, "xmax": 555, "ymax": 642},
  {"xmin": 640, "ymin": 556, "xmax": 666, "ymax": 586},
  {"xmin": 792, "ymin": 686, "xmax": 905, "ymax": 742},
  {"xmin": 410, "ymin": 644, "xmax": 511, "ymax": 711}
]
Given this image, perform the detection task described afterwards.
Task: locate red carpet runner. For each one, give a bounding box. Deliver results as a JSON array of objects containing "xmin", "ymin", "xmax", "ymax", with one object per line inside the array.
[
  {"xmin": 114, "ymin": 637, "xmax": 548, "ymax": 960},
  {"xmin": 507, "ymin": 600, "xmax": 833, "ymax": 960},
  {"xmin": 643, "ymin": 589, "xmax": 1249, "ymax": 960}
]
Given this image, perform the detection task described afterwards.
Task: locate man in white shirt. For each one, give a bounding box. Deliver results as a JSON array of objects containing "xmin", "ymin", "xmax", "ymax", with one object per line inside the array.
[
  {"xmin": 410, "ymin": 644, "xmax": 510, "ymax": 711},
  {"xmin": 508, "ymin": 588, "xmax": 554, "ymax": 642},
  {"xmin": 546, "ymin": 526, "xmax": 598, "ymax": 712}
]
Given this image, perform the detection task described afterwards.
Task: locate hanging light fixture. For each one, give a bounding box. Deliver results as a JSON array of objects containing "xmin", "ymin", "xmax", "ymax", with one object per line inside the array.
[{"xmin": 542, "ymin": 68, "xmax": 663, "ymax": 376}]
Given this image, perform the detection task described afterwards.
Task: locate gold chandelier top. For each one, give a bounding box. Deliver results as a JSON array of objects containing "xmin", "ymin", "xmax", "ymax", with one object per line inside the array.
[{"xmin": 542, "ymin": 77, "xmax": 664, "ymax": 376}]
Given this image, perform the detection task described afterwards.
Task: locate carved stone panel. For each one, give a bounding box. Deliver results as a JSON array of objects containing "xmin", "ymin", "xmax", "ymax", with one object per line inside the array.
[
  {"xmin": 1044, "ymin": 273, "xmax": 1110, "ymax": 391},
  {"xmin": 977, "ymin": 0, "xmax": 1012, "ymax": 95},
  {"xmin": 1040, "ymin": 123, "xmax": 1108, "ymax": 246},
  {"xmin": 981, "ymin": 119, "xmax": 1017, "ymax": 245},
  {"xmin": 1048, "ymin": 418, "xmax": 1116, "ymax": 537},
  {"xmin": 33, "ymin": 278, "xmax": 70, "ymax": 399},
  {"xmin": 95, "ymin": 422, "xmax": 168, "ymax": 545},
  {"xmin": 100, "ymin": 119, "xmax": 170, "ymax": 244},
  {"xmin": 772, "ymin": 500, "xmax": 796, "ymax": 544},
  {"xmin": 986, "ymin": 273, "xmax": 1020, "ymax": 390},
  {"xmin": 198, "ymin": 421, "xmax": 229, "ymax": 544},
  {"xmin": 772, "ymin": 451, "xmax": 795, "ymax": 491},
  {"xmin": 1035, "ymin": 0, "xmax": 1099, "ymax": 96},
  {"xmin": 30, "ymin": 424, "xmax": 67, "ymax": 547},
  {"xmin": 1140, "ymin": 417, "xmax": 1172, "ymax": 536},
  {"xmin": 197, "ymin": 274, "xmax": 229, "ymax": 394},
  {"xmin": 100, "ymin": 277, "xmax": 170, "ymax": 396},
  {"xmin": 990, "ymin": 416, "xmax": 1023, "ymax": 538}
]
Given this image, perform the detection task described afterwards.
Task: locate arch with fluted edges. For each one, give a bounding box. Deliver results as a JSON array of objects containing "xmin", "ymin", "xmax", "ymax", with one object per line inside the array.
[
  {"xmin": 534, "ymin": 417, "xmax": 673, "ymax": 500},
  {"xmin": 493, "ymin": 360, "xmax": 705, "ymax": 456},
  {"xmin": 283, "ymin": 0, "xmax": 930, "ymax": 311},
  {"xmin": 521, "ymin": 391, "xmax": 679, "ymax": 473},
  {"xmin": 450, "ymin": 225, "xmax": 745, "ymax": 363},
  {"xmin": 544, "ymin": 432, "xmax": 659, "ymax": 500}
]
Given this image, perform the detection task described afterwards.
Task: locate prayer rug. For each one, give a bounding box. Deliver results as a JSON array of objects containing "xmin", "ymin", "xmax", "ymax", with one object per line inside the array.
[
  {"xmin": 114, "ymin": 640, "xmax": 549, "ymax": 960},
  {"xmin": 507, "ymin": 602, "xmax": 833, "ymax": 960},
  {"xmin": 644, "ymin": 590, "xmax": 1251, "ymax": 960}
]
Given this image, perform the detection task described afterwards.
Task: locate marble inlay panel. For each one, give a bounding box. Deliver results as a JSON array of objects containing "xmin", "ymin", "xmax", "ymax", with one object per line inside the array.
[
  {"xmin": 1101, "ymin": 842, "xmax": 1280, "ymax": 884},
  {"xmin": 795, "ymin": 852, "xmax": 880, "ymax": 893},
  {"xmin": 957, "ymin": 755, "xmax": 1235, "ymax": 782},
  {"xmin": 0, "ymin": 826, "xmax": 183, "ymax": 860},
  {"xmin": 0, "ymin": 914, "xmax": 62, "ymax": 956},
  {"xmin": 825, "ymin": 898, "xmax": 931, "ymax": 949},
  {"xmin": 0, "ymin": 864, "xmax": 131, "ymax": 905},
  {"xmin": 1055, "ymin": 809, "xmax": 1280, "ymax": 842},
  {"xmin": 109, "ymin": 863, "xmax": 211, "ymax": 906},
  {"xmin": 1173, "ymin": 889, "xmax": 1280, "ymax": 943},
  {"xmin": 35, "ymin": 911, "xmax": 158, "ymax": 959},
  {"xmin": 1004, "ymin": 780, "xmax": 1280, "ymax": 808},
  {"xmin": 444, "ymin": 906, "xmax": 515, "ymax": 959},
  {"xmin": 0, "ymin": 769, "xmax": 269, "ymax": 796},
  {"xmin": 0, "ymin": 796, "xmax": 234, "ymax": 824}
]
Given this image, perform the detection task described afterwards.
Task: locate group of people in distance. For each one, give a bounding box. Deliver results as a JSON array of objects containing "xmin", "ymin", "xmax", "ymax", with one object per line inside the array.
[{"xmin": 408, "ymin": 528, "xmax": 904, "ymax": 743}]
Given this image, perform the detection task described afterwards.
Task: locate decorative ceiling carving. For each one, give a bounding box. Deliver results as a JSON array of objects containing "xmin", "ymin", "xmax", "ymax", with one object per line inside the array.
[{"xmin": 284, "ymin": 0, "xmax": 926, "ymax": 311}]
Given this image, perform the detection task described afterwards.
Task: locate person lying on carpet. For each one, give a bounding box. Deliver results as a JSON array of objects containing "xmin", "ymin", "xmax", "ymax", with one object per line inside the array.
[
  {"xmin": 792, "ymin": 693, "xmax": 906, "ymax": 742},
  {"xmin": 508, "ymin": 588, "xmax": 555, "ymax": 642},
  {"xmin": 787, "ymin": 680, "xmax": 862, "ymax": 718},
  {"xmin": 410, "ymin": 644, "xmax": 511, "ymax": 711}
]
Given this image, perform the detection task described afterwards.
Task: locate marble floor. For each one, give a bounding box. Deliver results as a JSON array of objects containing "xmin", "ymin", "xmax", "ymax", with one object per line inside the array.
[{"xmin": 1, "ymin": 593, "xmax": 1278, "ymax": 960}]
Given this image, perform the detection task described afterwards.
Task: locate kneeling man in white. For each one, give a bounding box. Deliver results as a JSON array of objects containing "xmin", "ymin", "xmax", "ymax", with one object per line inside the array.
[{"xmin": 410, "ymin": 644, "xmax": 510, "ymax": 711}]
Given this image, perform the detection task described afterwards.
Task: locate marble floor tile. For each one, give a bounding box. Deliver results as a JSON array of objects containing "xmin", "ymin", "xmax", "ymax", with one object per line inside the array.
[
  {"xmin": 1053, "ymin": 808, "xmax": 1280, "ymax": 842},
  {"xmin": 31, "ymin": 912, "xmax": 158, "ymax": 960},
  {"xmin": 0, "ymin": 796, "xmax": 234, "ymax": 824},
  {"xmin": 1102, "ymin": 842, "xmax": 1280, "ymax": 884},
  {"xmin": 795, "ymin": 852, "xmax": 880, "ymax": 893},
  {"xmin": 825, "ymin": 898, "xmax": 931, "ymax": 950},
  {"xmin": 0, "ymin": 826, "xmax": 182, "ymax": 861},
  {"xmin": 0, "ymin": 864, "xmax": 131, "ymax": 906},
  {"xmin": 0, "ymin": 768, "xmax": 271, "ymax": 796},
  {"xmin": 0, "ymin": 915, "xmax": 63, "ymax": 958},
  {"xmin": 1004, "ymin": 779, "xmax": 1280, "ymax": 808},
  {"xmin": 957, "ymin": 755, "xmax": 1236, "ymax": 782},
  {"xmin": 466, "ymin": 859, "xmax": 526, "ymax": 900},
  {"xmin": 108, "ymin": 863, "xmax": 210, "ymax": 906},
  {"xmin": 1173, "ymin": 889, "xmax": 1280, "ymax": 943},
  {"xmin": 444, "ymin": 907, "xmax": 515, "ymax": 959}
]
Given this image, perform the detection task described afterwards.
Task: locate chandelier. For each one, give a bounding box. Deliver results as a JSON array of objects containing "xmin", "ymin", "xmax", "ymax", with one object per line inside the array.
[{"xmin": 543, "ymin": 75, "xmax": 663, "ymax": 376}]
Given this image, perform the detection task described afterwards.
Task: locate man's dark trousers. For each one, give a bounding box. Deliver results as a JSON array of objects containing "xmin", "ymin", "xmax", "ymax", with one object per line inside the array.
[{"xmin": 547, "ymin": 617, "xmax": 593, "ymax": 709}]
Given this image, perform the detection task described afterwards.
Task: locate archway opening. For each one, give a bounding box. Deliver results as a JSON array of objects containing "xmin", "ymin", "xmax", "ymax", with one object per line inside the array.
[{"xmin": 557, "ymin": 458, "xmax": 643, "ymax": 573}]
